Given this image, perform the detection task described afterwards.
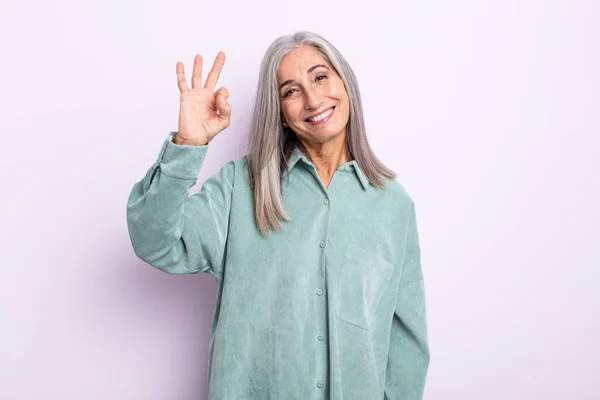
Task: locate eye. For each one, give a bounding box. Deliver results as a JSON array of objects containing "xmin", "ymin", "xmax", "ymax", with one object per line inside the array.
[
  {"xmin": 282, "ymin": 75, "xmax": 327, "ymax": 98},
  {"xmin": 283, "ymin": 88, "xmax": 297, "ymax": 97}
]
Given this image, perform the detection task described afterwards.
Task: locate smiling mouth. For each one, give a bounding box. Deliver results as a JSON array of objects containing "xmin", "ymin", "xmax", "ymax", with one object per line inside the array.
[{"xmin": 305, "ymin": 106, "xmax": 335, "ymax": 122}]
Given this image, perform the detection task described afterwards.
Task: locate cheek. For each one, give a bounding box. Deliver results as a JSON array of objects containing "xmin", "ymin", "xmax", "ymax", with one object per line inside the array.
[
  {"xmin": 282, "ymin": 103, "xmax": 303, "ymax": 123},
  {"xmin": 280, "ymin": 104, "xmax": 291, "ymax": 120},
  {"xmin": 330, "ymin": 81, "xmax": 349, "ymax": 103},
  {"xmin": 334, "ymin": 90, "xmax": 350, "ymax": 113}
]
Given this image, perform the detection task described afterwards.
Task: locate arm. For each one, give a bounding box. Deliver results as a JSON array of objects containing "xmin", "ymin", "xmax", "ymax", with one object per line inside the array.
[
  {"xmin": 126, "ymin": 131, "xmax": 234, "ymax": 279},
  {"xmin": 384, "ymin": 201, "xmax": 430, "ymax": 399}
]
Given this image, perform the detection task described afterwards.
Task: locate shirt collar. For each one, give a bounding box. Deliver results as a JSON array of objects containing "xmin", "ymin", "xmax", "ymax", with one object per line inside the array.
[{"xmin": 282, "ymin": 146, "xmax": 369, "ymax": 190}]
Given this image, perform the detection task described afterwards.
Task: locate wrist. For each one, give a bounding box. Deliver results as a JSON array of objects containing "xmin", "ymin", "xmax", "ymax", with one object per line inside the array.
[{"xmin": 173, "ymin": 135, "xmax": 208, "ymax": 146}]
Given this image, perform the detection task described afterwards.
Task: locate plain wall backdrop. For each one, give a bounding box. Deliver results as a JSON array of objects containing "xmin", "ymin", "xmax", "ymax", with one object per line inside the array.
[{"xmin": 1, "ymin": 0, "xmax": 598, "ymax": 399}]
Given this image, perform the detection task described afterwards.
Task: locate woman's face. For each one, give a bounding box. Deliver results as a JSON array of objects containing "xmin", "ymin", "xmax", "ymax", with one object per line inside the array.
[{"xmin": 277, "ymin": 46, "xmax": 350, "ymax": 146}]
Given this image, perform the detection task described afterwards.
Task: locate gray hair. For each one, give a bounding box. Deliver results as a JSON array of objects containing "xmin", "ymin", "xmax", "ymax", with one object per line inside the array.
[{"xmin": 244, "ymin": 31, "xmax": 396, "ymax": 236}]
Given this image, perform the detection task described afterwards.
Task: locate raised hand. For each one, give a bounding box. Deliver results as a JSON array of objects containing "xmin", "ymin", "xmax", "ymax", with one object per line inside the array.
[{"xmin": 175, "ymin": 52, "xmax": 231, "ymax": 146}]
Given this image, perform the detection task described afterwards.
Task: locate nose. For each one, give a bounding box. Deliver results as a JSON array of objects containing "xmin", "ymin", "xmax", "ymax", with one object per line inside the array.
[{"xmin": 303, "ymin": 86, "xmax": 324, "ymax": 111}]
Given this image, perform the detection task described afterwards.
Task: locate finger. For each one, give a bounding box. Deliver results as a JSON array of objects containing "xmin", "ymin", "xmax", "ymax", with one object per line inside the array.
[
  {"xmin": 176, "ymin": 62, "xmax": 189, "ymax": 93},
  {"xmin": 215, "ymin": 87, "xmax": 229, "ymax": 103},
  {"xmin": 218, "ymin": 101, "xmax": 232, "ymax": 125},
  {"xmin": 215, "ymin": 87, "xmax": 231, "ymax": 121},
  {"xmin": 204, "ymin": 51, "xmax": 226, "ymax": 91},
  {"xmin": 191, "ymin": 54, "xmax": 203, "ymax": 89}
]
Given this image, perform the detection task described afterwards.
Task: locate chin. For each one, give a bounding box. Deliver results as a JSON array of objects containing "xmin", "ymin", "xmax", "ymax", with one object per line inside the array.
[{"xmin": 315, "ymin": 128, "xmax": 345, "ymax": 143}]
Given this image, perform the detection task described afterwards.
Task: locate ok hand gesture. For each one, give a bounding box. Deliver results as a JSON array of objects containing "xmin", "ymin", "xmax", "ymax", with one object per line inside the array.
[{"xmin": 175, "ymin": 52, "xmax": 231, "ymax": 146}]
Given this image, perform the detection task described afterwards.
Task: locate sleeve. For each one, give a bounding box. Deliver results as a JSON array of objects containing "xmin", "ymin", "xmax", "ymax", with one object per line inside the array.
[
  {"xmin": 384, "ymin": 200, "xmax": 430, "ymax": 400},
  {"xmin": 126, "ymin": 131, "xmax": 234, "ymax": 280}
]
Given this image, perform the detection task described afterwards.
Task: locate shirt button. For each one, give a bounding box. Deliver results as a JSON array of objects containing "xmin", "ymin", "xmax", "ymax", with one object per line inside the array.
[
  {"xmin": 316, "ymin": 381, "xmax": 324, "ymax": 389},
  {"xmin": 319, "ymin": 241, "xmax": 326, "ymax": 248},
  {"xmin": 323, "ymin": 199, "xmax": 329, "ymax": 205},
  {"xmin": 317, "ymin": 334, "xmax": 324, "ymax": 341},
  {"xmin": 344, "ymin": 165, "xmax": 351, "ymax": 171},
  {"xmin": 316, "ymin": 288, "xmax": 324, "ymax": 296}
]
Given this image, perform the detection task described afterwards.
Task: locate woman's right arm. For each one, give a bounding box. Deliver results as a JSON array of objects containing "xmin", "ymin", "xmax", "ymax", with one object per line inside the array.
[
  {"xmin": 126, "ymin": 52, "xmax": 233, "ymax": 278},
  {"xmin": 126, "ymin": 132, "xmax": 234, "ymax": 278}
]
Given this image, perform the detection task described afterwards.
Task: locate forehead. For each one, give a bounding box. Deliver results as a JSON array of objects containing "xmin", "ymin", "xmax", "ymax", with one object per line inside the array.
[{"xmin": 277, "ymin": 46, "xmax": 330, "ymax": 82}]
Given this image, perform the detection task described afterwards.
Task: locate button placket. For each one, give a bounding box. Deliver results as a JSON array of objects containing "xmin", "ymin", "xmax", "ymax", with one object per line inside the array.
[{"xmin": 315, "ymin": 191, "xmax": 329, "ymax": 393}]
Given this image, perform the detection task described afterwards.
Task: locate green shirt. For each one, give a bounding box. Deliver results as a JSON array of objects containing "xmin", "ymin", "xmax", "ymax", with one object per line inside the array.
[{"xmin": 126, "ymin": 131, "xmax": 430, "ymax": 400}]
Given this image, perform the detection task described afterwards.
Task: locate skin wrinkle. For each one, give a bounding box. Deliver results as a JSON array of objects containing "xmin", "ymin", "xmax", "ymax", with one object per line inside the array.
[{"xmin": 277, "ymin": 46, "xmax": 352, "ymax": 189}]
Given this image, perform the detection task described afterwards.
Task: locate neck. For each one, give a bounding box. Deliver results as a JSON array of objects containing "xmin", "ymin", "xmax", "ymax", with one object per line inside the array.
[{"xmin": 297, "ymin": 130, "xmax": 352, "ymax": 186}]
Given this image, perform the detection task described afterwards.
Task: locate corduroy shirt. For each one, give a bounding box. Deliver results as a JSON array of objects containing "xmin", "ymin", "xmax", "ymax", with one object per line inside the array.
[{"xmin": 126, "ymin": 131, "xmax": 430, "ymax": 400}]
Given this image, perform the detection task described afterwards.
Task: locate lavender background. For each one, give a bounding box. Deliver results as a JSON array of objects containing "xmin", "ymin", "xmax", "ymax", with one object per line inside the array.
[{"xmin": 1, "ymin": 0, "xmax": 598, "ymax": 399}]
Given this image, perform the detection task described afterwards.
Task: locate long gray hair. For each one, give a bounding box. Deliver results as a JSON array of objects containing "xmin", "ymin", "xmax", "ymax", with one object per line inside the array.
[{"xmin": 244, "ymin": 31, "xmax": 396, "ymax": 236}]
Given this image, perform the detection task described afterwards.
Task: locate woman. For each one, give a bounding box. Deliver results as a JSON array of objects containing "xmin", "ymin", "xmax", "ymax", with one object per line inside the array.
[{"xmin": 127, "ymin": 31, "xmax": 429, "ymax": 400}]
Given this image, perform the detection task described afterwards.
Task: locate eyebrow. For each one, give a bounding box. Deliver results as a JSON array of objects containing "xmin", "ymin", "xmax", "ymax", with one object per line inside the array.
[{"xmin": 278, "ymin": 64, "xmax": 330, "ymax": 91}]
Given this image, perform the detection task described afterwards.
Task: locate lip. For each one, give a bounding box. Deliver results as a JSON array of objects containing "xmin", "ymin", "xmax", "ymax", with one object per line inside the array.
[{"xmin": 305, "ymin": 106, "xmax": 335, "ymax": 124}]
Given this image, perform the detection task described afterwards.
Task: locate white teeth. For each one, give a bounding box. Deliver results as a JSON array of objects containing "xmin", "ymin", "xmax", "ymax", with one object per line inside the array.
[{"xmin": 308, "ymin": 107, "xmax": 333, "ymax": 122}]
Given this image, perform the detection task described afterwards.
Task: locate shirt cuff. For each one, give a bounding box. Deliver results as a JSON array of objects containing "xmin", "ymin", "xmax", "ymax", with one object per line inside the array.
[{"xmin": 158, "ymin": 131, "xmax": 209, "ymax": 180}]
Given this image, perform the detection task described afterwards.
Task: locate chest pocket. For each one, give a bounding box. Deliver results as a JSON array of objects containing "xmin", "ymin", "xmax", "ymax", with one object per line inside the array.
[{"xmin": 335, "ymin": 243, "xmax": 394, "ymax": 330}]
